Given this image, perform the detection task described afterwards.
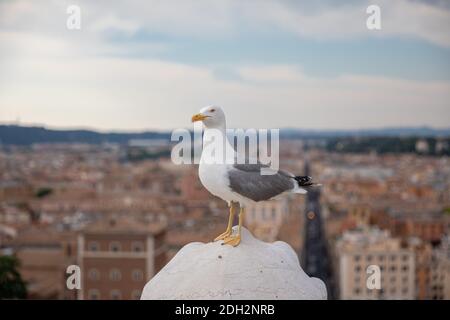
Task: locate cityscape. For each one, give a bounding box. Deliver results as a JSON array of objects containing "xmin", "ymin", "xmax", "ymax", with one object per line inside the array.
[{"xmin": 0, "ymin": 130, "xmax": 449, "ymax": 299}]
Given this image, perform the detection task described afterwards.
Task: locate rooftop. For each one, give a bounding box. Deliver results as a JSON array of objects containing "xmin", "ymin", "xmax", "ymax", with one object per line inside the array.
[{"xmin": 83, "ymin": 215, "xmax": 166, "ymax": 236}]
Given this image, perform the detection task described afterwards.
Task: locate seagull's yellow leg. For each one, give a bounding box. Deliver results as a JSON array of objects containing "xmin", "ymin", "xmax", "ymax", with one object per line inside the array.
[
  {"xmin": 214, "ymin": 204, "xmax": 235, "ymax": 241},
  {"xmin": 222, "ymin": 207, "xmax": 244, "ymax": 247}
]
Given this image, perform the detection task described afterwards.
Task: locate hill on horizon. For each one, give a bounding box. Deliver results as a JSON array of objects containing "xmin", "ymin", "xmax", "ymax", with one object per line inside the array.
[
  {"xmin": 0, "ymin": 125, "xmax": 171, "ymax": 145},
  {"xmin": 0, "ymin": 124, "xmax": 449, "ymax": 145}
]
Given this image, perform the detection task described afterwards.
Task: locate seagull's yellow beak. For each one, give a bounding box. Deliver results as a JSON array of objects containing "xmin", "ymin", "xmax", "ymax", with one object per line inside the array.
[{"xmin": 191, "ymin": 113, "xmax": 208, "ymax": 122}]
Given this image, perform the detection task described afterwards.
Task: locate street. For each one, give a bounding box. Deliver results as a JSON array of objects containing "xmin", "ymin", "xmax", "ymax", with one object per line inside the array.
[{"xmin": 301, "ymin": 161, "xmax": 334, "ymax": 298}]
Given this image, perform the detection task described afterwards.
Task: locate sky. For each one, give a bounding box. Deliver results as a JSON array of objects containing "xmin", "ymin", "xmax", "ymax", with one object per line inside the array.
[{"xmin": 0, "ymin": 0, "xmax": 449, "ymax": 131}]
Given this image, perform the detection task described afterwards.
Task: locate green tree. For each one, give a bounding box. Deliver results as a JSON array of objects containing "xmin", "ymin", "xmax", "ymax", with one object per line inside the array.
[
  {"xmin": 35, "ymin": 187, "xmax": 53, "ymax": 198},
  {"xmin": 0, "ymin": 255, "xmax": 27, "ymax": 299}
]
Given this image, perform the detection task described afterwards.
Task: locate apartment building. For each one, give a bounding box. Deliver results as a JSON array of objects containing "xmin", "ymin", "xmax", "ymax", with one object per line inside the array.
[
  {"xmin": 335, "ymin": 227, "xmax": 415, "ymax": 300},
  {"xmin": 428, "ymin": 237, "xmax": 450, "ymax": 299},
  {"xmin": 77, "ymin": 216, "xmax": 166, "ymax": 300},
  {"xmin": 245, "ymin": 198, "xmax": 290, "ymax": 242}
]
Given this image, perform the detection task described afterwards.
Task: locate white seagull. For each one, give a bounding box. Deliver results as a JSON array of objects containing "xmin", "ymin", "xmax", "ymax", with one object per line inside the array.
[{"xmin": 191, "ymin": 106, "xmax": 319, "ymax": 246}]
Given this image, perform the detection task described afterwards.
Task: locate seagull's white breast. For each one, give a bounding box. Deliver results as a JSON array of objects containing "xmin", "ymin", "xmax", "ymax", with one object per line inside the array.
[
  {"xmin": 198, "ymin": 162, "xmax": 230, "ymax": 200},
  {"xmin": 198, "ymin": 127, "xmax": 252, "ymax": 206},
  {"xmin": 199, "ymin": 162, "xmax": 252, "ymax": 206}
]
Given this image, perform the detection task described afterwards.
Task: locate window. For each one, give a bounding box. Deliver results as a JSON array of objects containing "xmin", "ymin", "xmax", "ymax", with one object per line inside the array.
[
  {"xmin": 132, "ymin": 241, "xmax": 144, "ymax": 252},
  {"xmin": 354, "ymin": 255, "xmax": 361, "ymax": 262},
  {"xmin": 355, "ymin": 265, "xmax": 362, "ymax": 272},
  {"xmin": 132, "ymin": 290, "xmax": 142, "ymax": 300},
  {"xmin": 110, "ymin": 241, "xmax": 121, "ymax": 252},
  {"xmin": 66, "ymin": 244, "xmax": 72, "ymax": 257},
  {"xmin": 88, "ymin": 241, "xmax": 99, "ymax": 251},
  {"xmin": 132, "ymin": 269, "xmax": 144, "ymax": 282},
  {"xmin": 88, "ymin": 289, "xmax": 100, "ymax": 300},
  {"xmin": 110, "ymin": 268, "xmax": 122, "ymax": 281},
  {"xmin": 271, "ymin": 208, "xmax": 276, "ymax": 219},
  {"xmin": 110, "ymin": 289, "xmax": 122, "ymax": 300},
  {"xmin": 88, "ymin": 269, "xmax": 100, "ymax": 281}
]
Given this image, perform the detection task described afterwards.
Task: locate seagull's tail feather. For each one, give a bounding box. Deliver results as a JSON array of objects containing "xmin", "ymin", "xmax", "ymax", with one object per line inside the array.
[
  {"xmin": 292, "ymin": 175, "xmax": 322, "ymax": 194},
  {"xmin": 294, "ymin": 175, "xmax": 313, "ymax": 186}
]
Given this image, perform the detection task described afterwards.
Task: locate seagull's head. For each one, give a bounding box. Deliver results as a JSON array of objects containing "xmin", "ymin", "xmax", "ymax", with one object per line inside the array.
[{"xmin": 191, "ymin": 105, "xmax": 226, "ymax": 129}]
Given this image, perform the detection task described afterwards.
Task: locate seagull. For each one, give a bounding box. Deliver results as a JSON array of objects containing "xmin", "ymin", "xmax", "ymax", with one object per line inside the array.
[{"xmin": 191, "ymin": 106, "xmax": 319, "ymax": 246}]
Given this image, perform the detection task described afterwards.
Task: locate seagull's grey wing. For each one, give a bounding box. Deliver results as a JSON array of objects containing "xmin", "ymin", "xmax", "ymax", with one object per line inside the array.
[{"xmin": 227, "ymin": 163, "xmax": 295, "ymax": 202}]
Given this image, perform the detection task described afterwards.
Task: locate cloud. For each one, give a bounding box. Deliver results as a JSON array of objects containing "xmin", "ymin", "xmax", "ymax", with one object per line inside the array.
[
  {"xmin": 238, "ymin": 0, "xmax": 450, "ymax": 48},
  {"xmin": 1, "ymin": 0, "xmax": 450, "ymax": 47},
  {"xmin": 381, "ymin": 0, "xmax": 450, "ymax": 48},
  {"xmin": 1, "ymin": 47, "xmax": 449, "ymax": 130}
]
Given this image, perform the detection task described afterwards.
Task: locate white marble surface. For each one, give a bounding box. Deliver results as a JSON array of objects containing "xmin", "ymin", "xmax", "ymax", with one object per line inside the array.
[{"xmin": 141, "ymin": 227, "xmax": 327, "ymax": 300}]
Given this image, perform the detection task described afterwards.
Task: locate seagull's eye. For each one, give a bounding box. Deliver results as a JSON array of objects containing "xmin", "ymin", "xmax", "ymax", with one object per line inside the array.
[{"xmin": 210, "ymin": 109, "xmax": 215, "ymax": 112}]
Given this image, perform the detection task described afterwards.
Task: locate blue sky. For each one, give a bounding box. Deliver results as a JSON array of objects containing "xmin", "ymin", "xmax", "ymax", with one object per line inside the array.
[
  {"xmin": 0, "ymin": 0, "xmax": 449, "ymax": 130},
  {"xmin": 119, "ymin": 32, "xmax": 450, "ymax": 81}
]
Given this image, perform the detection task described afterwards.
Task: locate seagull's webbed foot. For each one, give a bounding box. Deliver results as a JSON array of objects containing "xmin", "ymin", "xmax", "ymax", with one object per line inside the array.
[
  {"xmin": 216, "ymin": 207, "xmax": 244, "ymax": 247},
  {"xmin": 222, "ymin": 235, "xmax": 241, "ymax": 247},
  {"xmin": 214, "ymin": 229, "xmax": 232, "ymax": 242}
]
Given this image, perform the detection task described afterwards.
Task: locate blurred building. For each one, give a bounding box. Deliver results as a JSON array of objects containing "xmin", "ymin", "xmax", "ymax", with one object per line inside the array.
[
  {"xmin": 179, "ymin": 168, "xmax": 210, "ymax": 201},
  {"xmin": 6, "ymin": 226, "xmax": 67, "ymax": 299},
  {"xmin": 245, "ymin": 198, "xmax": 290, "ymax": 242},
  {"xmin": 77, "ymin": 216, "xmax": 167, "ymax": 300},
  {"xmin": 415, "ymin": 139, "xmax": 429, "ymax": 154},
  {"xmin": 408, "ymin": 237, "xmax": 434, "ymax": 299},
  {"xmin": 334, "ymin": 227, "xmax": 415, "ymax": 300},
  {"xmin": 0, "ymin": 181, "xmax": 33, "ymax": 202},
  {"xmin": 428, "ymin": 237, "xmax": 450, "ymax": 299},
  {"xmin": 377, "ymin": 212, "xmax": 449, "ymax": 244}
]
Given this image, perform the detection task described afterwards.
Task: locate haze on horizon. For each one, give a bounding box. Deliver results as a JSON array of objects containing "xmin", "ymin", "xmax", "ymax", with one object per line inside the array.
[{"xmin": 1, "ymin": 0, "xmax": 450, "ymax": 131}]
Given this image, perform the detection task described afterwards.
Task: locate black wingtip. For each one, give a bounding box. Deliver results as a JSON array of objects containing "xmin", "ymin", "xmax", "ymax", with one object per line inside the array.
[{"xmin": 294, "ymin": 175, "xmax": 313, "ymax": 186}]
